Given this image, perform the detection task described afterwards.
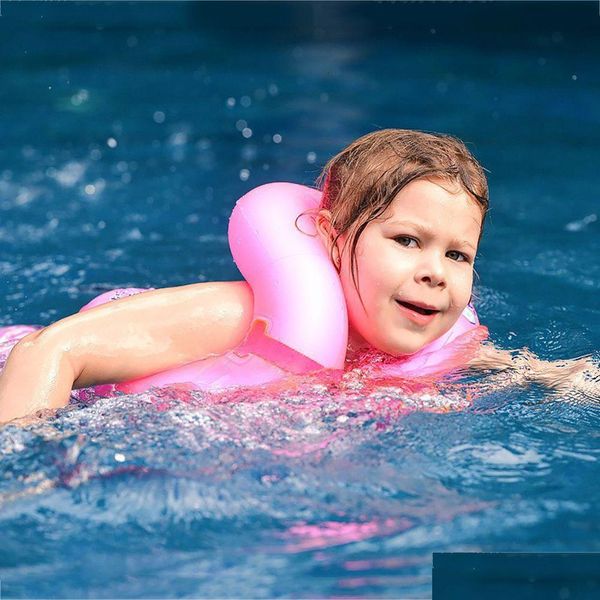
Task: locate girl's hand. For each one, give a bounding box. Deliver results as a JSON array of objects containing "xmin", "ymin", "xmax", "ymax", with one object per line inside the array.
[
  {"xmin": 516, "ymin": 351, "xmax": 594, "ymax": 390},
  {"xmin": 468, "ymin": 344, "xmax": 599, "ymax": 398}
]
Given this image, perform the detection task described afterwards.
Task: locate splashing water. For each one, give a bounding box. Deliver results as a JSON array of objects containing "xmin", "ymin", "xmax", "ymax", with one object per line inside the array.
[{"xmin": 1, "ymin": 323, "xmax": 599, "ymax": 598}]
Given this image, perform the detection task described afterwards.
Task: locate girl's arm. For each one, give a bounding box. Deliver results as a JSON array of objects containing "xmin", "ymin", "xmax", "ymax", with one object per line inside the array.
[
  {"xmin": 468, "ymin": 343, "xmax": 598, "ymax": 395},
  {"xmin": 0, "ymin": 281, "xmax": 253, "ymax": 423}
]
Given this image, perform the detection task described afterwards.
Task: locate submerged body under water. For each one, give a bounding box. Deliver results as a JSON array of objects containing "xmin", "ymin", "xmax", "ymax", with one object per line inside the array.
[{"xmin": 1, "ymin": 2, "xmax": 599, "ymax": 598}]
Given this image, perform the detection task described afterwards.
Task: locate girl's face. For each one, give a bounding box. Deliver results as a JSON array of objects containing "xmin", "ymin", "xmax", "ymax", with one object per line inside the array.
[{"xmin": 320, "ymin": 178, "xmax": 483, "ymax": 356}]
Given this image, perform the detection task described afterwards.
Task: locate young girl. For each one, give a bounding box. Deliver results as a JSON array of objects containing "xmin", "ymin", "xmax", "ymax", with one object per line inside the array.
[{"xmin": 0, "ymin": 129, "xmax": 594, "ymax": 423}]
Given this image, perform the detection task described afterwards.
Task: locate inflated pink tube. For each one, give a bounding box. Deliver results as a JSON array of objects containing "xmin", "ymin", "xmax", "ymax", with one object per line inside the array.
[{"xmin": 229, "ymin": 182, "xmax": 347, "ymax": 369}]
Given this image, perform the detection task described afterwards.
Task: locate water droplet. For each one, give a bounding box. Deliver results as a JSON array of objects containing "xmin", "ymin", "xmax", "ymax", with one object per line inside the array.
[
  {"xmin": 239, "ymin": 168, "xmax": 250, "ymax": 181},
  {"xmin": 153, "ymin": 110, "xmax": 165, "ymax": 124},
  {"xmin": 15, "ymin": 189, "xmax": 35, "ymax": 205},
  {"xmin": 114, "ymin": 452, "xmax": 126, "ymax": 462},
  {"xmin": 106, "ymin": 137, "xmax": 117, "ymax": 148},
  {"xmin": 272, "ymin": 133, "xmax": 282, "ymax": 144},
  {"xmin": 51, "ymin": 161, "xmax": 86, "ymax": 187},
  {"xmin": 242, "ymin": 127, "xmax": 252, "ymax": 139},
  {"xmin": 84, "ymin": 179, "xmax": 105, "ymax": 196},
  {"xmin": 124, "ymin": 227, "xmax": 143, "ymax": 240},
  {"xmin": 565, "ymin": 214, "xmax": 596, "ymax": 232},
  {"xmin": 226, "ymin": 97, "xmax": 236, "ymax": 108},
  {"xmin": 169, "ymin": 131, "xmax": 188, "ymax": 146},
  {"xmin": 70, "ymin": 89, "xmax": 89, "ymax": 106},
  {"xmin": 235, "ymin": 119, "xmax": 247, "ymax": 131},
  {"xmin": 240, "ymin": 95, "xmax": 251, "ymax": 107},
  {"xmin": 306, "ymin": 151, "xmax": 316, "ymax": 164}
]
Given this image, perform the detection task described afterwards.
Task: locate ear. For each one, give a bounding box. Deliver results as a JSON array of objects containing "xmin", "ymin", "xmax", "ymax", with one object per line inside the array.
[
  {"xmin": 315, "ymin": 209, "xmax": 335, "ymax": 244},
  {"xmin": 315, "ymin": 209, "xmax": 341, "ymax": 267}
]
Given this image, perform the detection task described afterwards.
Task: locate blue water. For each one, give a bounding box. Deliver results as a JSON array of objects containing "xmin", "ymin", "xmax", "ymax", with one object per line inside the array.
[{"xmin": 1, "ymin": 3, "xmax": 599, "ymax": 598}]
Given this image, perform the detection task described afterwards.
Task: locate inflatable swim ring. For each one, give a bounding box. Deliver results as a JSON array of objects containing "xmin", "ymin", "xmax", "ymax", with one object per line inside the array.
[{"xmin": 78, "ymin": 182, "xmax": 488, "ymax": 395}]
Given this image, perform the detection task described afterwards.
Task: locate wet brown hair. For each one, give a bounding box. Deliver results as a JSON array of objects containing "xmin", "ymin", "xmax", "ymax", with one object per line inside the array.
[{"xmin": 316, "ymin": 128, "xmax": 489, "ymax": 288}]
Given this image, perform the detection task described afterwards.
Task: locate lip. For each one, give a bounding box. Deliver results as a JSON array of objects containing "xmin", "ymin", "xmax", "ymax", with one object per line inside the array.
[
  {"xmin": 395, "ymin": 298, "xmax": 440, "ymax": 326},
  {"xmin": 397, "ymin": 299, "xmax": 440, "ymax": 312}
]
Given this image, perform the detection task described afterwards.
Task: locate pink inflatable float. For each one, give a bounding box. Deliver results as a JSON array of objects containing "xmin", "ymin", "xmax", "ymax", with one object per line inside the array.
[{"xmin": 79, "ymin": 182, "xmax": 487, "ymax": 393}]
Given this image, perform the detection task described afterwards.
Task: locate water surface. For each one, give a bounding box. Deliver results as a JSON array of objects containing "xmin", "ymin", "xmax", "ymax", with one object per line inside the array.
[{"xmin": 0, "ymin": 3, "xmax": 598, "ymax": 598}]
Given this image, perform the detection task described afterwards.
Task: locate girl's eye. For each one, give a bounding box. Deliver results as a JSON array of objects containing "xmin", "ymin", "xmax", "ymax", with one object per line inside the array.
[
  {"xmin": 394, "ymin": 236, "xmax": 418, "ymax": 248},
  {"xmin": 446, "ymin": 250, "xmax": 470, "ymax": 263}
]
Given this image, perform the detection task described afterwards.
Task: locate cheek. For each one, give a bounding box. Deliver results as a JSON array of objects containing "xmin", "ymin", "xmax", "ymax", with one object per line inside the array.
[
  {"xmin": 342, "ymin": 249, "xmax": 386, "ymax": 305},
  {"xmin": 354, "ymin": 239, "xmax": 399, "ymax": 287},
  {"xmin": 337, "ymin": 252, "xmax": 380, "ymax": 331},
  {"xmin": 451, "ymin": 269, "xmax": 474, "ymax": 307},
  {"xmin": 337, "ymin": 255, "xmax": 361, "ymax": 312}
]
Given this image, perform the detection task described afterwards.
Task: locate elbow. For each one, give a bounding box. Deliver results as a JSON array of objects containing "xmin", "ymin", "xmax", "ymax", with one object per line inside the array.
[{"xmin": 0, "ymin": 328, "xmax": 75, "ymax": 424}]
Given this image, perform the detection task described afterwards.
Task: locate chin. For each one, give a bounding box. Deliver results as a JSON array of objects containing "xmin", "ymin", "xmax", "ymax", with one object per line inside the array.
[{"xmin": 375, "ymin": 334, "xmax": 430, "ymax": 357}]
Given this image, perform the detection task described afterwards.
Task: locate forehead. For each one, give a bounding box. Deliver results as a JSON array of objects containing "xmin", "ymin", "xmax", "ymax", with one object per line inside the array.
[{"xmin": 381, "ymin": 178, "xmax": 483, "ymax": 239}]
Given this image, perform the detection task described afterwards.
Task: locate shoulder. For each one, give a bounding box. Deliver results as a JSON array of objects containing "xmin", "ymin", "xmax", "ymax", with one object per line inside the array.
[
  {"xmin": 183, "ymin": 280, "xmax": 253, "ymax": 321},
  {"xmin": 171, "ymin": 280, "xmax": 254, "ymax": 357}
]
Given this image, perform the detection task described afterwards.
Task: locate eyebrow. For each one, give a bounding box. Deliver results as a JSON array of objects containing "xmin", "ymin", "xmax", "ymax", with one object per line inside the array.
[{"xmin": 386, "ymin": 220, "xmax": 478, "ymax": 251}]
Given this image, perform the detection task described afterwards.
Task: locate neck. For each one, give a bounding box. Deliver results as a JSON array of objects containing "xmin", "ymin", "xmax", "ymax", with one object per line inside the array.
[{"xmin": 346, "ymin": 327, "xmax": 373, "ymax": 358}]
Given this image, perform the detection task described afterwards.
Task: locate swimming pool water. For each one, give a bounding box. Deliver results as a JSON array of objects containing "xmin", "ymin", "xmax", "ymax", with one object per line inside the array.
[{"xmin": 0, "ymin": 3, "xmax": 599, "ymax": 598}]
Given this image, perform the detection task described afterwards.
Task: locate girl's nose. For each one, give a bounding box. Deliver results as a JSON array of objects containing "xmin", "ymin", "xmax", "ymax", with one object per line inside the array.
[{"xmin": 414, "ymin": 254, "xmax": 446, "ymax": 288}]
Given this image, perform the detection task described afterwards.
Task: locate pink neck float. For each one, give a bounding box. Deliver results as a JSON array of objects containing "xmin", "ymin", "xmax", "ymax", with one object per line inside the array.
[{"xmin": 79, "ymin": 182, "xmax": 488, "ymax": 394}]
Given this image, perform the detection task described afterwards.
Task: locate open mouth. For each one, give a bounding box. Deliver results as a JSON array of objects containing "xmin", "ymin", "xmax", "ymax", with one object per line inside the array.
[{"xmin": 396, "ymin": 300, "xmax": 439, "ymax": 316}]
